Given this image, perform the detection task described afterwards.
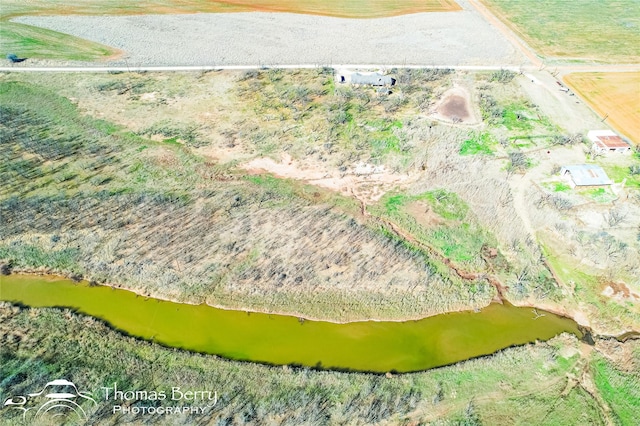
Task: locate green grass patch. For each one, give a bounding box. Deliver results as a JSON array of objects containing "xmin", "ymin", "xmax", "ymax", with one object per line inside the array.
[
  {"xmin": 501, "ymin": 102, "xmax": 556, "ymax": 132},
  {"xmin": 245, "ymin": 174, "xmax": 301, "ymax": 204},
  {"xmin": 162, "ymin": 137, "xmax": 180, "ymax": 145},
  {"xmin": 479, "ymin": 90, "xmax": 557, "ymax": 135},
  {"xmin": 375, "ymin": 190, "xmax": 494, "ymax": 268},
  {"xmin": 553, "ymin": 182, "xmax": 571, "ymax": 192},
  {"xmin": 0, "ymin": 244, "xmax": 81, "ymax": 273},
  {"xmin": 541, "ymin": 242, "xmax": 598, "ymax": 290},
  {"xmin": 601, "ymin": 164, "xmax": 640, "ymax": 189},
  {"xmin": 383, "ymin": 190, "xmax": 468, "ymax": 221},
  {"xmin": 0, "ymin": 21, "xmax": 116, "ymax": 61},
  {"xmin": 460, "ymin": 132, "xmax": 496, "ymax": 155},
  {"xmin": 383, "ymin": 193, "xmax": 407, "ymax": 214},
  {"xmin": 422, "ymin": 189, "xmax": 469, "ymax": 221},
  {"xmin": 482, "ymin": 0, "xmax": 640, "ymax": 63},
  {"xmin": 428, "ymin": 224, "xmax": 487, "ymax": 263},
  {"xmin": 502, "ymin": 102, "xmax": 535, "ymax": 131},
  {"xmin": 366, "ymin": 118, "xmax": 403, "ymax": 131},
  {"xmin": 365, "ymin": 119, "xmax": 404, "ymax": 156},
  {"xmin": 591, "ymin": 355, "xmax": 640, "ymax": 425},
  {"xmin": 581, "ymin": 187, "xmax": 616, "ymax": 203}
]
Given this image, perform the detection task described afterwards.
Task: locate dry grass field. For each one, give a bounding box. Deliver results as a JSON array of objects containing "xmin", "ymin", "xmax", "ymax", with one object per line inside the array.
[
  {"xmin": 2, "ymin": 69, "xmax": 639, "ymax": 334},
  {"xmin": 480, "ymin": 0, "xmax": 640, "ymax": 63},
  {"xmin": 0, "ymin": 70, "xmax": 495, "ymax": 322},
  {"xmin": 564, "ymin": 72, "xmax": 640, "ymax": 144}
]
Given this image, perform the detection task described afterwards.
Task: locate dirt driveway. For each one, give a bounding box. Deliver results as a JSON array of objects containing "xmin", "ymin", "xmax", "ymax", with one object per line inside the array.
[{"xmin": 517, "ymin": 71, "xmax": 605, "ymax": 134}]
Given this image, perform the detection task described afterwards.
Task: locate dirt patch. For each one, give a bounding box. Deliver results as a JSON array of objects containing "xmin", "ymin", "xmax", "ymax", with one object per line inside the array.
[
  {"xmin": 196, "ymin": 144, "xmax": 251, "ymax": 164},
  {"xmin": 595, "ymin": 338, "xmax": 640, "ymax": 374},
  {"xmin": 601, "ymin": 281, "xmax": 640, "ymax": 302},
  {"xmin": 146, "ymin": 146, "xmax": 180, "ymax": 167},
  {"xmin": 242, "ymin": 153, "xmax": 416, "ymax": 204},
  {"xmin": 431, "ymin": 86, "xmax": 479, "ymax": 124},
  {"xmin": 439, "ymin": 95, "xmax": 470, "ymax": 121},
  {"xmin": 403, "ymin": 201, "xmax": 444, "ymax": 228}
]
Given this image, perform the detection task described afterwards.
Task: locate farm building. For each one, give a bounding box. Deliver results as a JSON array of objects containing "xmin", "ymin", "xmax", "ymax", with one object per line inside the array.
[
  {"xmin": 337, "ymin": 71, "xmax": 396, "ymax": 86},
  {"xmin": 560, "ymin": 164, "xmax": 612, "ymax": 188},
  {"xmin": 588, "ymin": 130, "xmax": 631, "ymax": 155}
]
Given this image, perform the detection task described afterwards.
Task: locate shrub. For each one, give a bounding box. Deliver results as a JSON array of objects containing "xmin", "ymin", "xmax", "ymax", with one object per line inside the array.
[
  {"xmin": 551, "ymin": 133, "xmax": 584, "ymax": 146},
  {"xmin": 490, "ymin": 69, "xmax": 517, "ymax": 84},
  {"xmin": 507, "ymin": 151, "xmax": 531, "ymax": 172}
]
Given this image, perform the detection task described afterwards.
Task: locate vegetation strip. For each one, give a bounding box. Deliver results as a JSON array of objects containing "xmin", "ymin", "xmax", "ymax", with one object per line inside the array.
[{"xmin": 6, "ymin": 303, "xmax": 630, "ymax": 425}]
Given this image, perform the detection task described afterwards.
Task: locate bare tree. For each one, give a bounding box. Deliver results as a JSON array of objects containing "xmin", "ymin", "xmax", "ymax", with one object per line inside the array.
[{"xmin": 606, "ymin": 208, "xmax": 627, "ymax": 227}]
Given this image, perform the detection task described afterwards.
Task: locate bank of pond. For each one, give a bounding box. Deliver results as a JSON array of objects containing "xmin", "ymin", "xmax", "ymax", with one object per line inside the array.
[{"xmin": 0, "ymin": 274, "xmax": 582, "ymax": 373}]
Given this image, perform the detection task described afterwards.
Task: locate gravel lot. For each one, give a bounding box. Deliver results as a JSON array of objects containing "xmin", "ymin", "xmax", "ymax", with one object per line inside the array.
[{"xmin": 13, "ymin": 0, "xmax": 525, "ymax": 66}]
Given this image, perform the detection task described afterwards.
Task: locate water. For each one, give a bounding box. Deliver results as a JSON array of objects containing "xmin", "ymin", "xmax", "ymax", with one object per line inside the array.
[{"xmin": 0, "ymin": 274, "xmax": 582, "ymax": 373}]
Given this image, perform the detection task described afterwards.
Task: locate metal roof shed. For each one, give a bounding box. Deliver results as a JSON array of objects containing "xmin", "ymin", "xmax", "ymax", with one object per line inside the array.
[{"xmin": 560, "ymin": 164, "xmax": 612, "ymax": 187}]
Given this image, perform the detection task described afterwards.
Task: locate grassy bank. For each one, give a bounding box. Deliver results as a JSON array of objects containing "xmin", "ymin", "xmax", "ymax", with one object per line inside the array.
[
  {"xmin": 1, "ymin": 303, "xmax": 622, "ymax": 425},
  {"xmin": 370, "ymin": 190, "xmax": 503, "ymax": 272},
  {"xmin": 540, "ymin": 235, "xmax": 640, "ymax": 334}
]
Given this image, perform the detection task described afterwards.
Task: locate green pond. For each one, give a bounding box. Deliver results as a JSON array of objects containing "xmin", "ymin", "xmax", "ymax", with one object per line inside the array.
[{"xmin": 0, "ymin": 274, "xmax": 582, "ymax": 373}]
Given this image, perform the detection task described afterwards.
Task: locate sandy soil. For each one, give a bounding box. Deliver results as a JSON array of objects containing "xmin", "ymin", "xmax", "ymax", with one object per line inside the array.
[
  {"xmin": 13, "ymin": 1, "xmax": 525, "ymax": 66},
  {"xmin": 243, "ymin": 153, "xmax": 417, "ymax": 203}
]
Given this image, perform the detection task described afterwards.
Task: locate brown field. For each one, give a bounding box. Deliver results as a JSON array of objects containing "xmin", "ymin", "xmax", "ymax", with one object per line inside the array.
[
  {"xmin": 2, "ymin": 0, "xmax": 461, "ymax": 19},
  {"xmin": 564, "ymin": 72, "xmax": 640, "ymax": 145}
]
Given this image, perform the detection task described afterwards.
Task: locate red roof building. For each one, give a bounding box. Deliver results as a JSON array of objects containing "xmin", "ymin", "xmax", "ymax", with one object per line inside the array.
[{"xmin": 588, "ymin": 130, "xmax": 631, "ymax": 154}]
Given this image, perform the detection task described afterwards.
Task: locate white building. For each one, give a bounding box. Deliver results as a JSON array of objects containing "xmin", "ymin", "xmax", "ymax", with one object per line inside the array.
[{"xmin": 588, "ymin": 130, "xmax": 631, "ymax": 155}]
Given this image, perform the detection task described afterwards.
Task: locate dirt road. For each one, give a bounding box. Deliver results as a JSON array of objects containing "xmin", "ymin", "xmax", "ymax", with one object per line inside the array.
[{"xmin": 517, "ymin": 71, "xmax": 606, "ymax": 134}]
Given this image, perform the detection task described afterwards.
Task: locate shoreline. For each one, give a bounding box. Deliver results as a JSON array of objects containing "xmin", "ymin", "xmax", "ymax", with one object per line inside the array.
[
  {"xmin": 3, "ymin": 268, "xmax": 488, "ymax": 324},
  {"xmin": 5, "ymin": 267, "xmax": 633, "ymax": 342}
]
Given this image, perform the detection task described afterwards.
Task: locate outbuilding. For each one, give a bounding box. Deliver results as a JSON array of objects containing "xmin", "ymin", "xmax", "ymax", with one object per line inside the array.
[
  {"xmin": 560, "ymin": 164, "xmax": 612, "ymax": 188},
  {"xmin": 337, "ymin": 71, "xmax": 396, "ymax": 87},
  {"xmin": 588, "ymin": 130, "xmax": 631, "ymax": 155}
]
